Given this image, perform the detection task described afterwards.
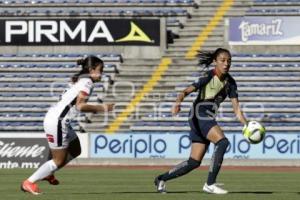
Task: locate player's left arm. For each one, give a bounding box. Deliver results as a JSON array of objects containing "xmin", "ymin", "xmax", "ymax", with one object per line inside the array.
[
  {"xmin": 231, "ymin": 97, "xmax": 247, "ymax": 125},
  {"xmin": 76, "ymin": 91, "xmax": 114, "ymax": 113}
]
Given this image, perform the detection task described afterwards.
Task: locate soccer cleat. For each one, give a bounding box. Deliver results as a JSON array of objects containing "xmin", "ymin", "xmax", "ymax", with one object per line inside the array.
[
  {"xmin": 203, "ymin": 183, "xmax": 228, "ymax": 194},
  {"xmin": 43, "ymin": 175, "xmax": 60, "ymax": 185},
  {"xmin": 214, "ymin": 183, "xmax": 224, "ymax": 187},
  {"xmin": 154, "ymin": 177, "xmax": 167, "ymax": 193},
  {"xmin": 21, "ymin": 180, "xmax": 42, "ymax": 195}
]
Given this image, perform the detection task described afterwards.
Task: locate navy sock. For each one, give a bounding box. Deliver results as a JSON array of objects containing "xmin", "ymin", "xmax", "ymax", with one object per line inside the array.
[
  {"xmin": 159, "ymin": 157, "xmax": 201, "ymax": 181},
  {"xmin": 207, "ymin": 138, "xmax": 229, "ymax": 185}
]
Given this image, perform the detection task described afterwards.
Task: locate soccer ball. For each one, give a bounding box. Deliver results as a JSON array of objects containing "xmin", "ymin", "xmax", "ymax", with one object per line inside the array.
[{"xmin": 243, "ymin": 121, "xmax": 266, "ymax": 144}]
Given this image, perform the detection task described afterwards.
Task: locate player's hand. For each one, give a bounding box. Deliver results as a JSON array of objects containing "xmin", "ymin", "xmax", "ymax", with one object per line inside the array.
[
  {"xmin": 105, "ymin": 103, "xmax": 114, "ymax": 112},
  {"xmin": 172, "ymin": 103, "xmax": 181, "ymax": 116}
]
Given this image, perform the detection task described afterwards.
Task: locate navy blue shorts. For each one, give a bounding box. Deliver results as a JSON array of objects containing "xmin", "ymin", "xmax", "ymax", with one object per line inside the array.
[{"xmin": 188, "ymin": 109, "xmax": 217, "ymax": 144}]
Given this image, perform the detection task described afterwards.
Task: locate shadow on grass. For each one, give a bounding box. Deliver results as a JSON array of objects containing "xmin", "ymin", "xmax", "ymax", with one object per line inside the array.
[
  {"xmin": 230, "ymin": 191, "xmax": 273, "ymax": 194},
  {"xmin": 232, "ymin": 191, "xmax": 300, "ymax": 195},
  {"xmin": 115, "ymin": 191, "xmax": 200, "ymax": 194},
  {"xmin": 70, "ymin": 191, "xmax": 201, "ymax": 195},
  {"xmin": 69, "ymin": 191, "xmax": 300, "ymax": 195}
]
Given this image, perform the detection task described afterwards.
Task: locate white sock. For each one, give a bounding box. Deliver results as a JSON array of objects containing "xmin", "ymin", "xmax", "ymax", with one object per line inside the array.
[{"xmin": 28, "ymin": 160, "xmax": 58, "ymax": 183}]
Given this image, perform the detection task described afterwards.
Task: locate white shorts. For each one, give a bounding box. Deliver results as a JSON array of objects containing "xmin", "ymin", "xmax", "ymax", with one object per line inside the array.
[{"xmin": 43, "ymin": 112, "xmax": 78, "ymax": 150}]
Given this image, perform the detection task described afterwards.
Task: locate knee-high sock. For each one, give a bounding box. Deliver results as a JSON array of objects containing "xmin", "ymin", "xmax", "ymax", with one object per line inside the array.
[
  {"xmin": 28, "ymin": 160, "xmax": 58, "ymax": 183},
  {"xmin": 159, "ymin": 157, "xmax": 201, "ymax": 181},
  {"xmin": 207, "ymin": 138, "xmax": 229, "ymax": 185}
]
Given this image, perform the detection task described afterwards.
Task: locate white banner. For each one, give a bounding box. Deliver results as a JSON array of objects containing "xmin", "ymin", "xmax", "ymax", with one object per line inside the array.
[
  {"xmin": 229, "ymin": 17, "xmax": 300, "ymax": 45},
  {"xmin": 90, "ymin": 132, "xmax": 300, "ymax": 159}
]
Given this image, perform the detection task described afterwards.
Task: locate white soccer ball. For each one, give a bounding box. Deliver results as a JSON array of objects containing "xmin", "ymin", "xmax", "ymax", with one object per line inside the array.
[{"xmin": 243, "ymin": 121, "xmax": 266, "ymax": 144}]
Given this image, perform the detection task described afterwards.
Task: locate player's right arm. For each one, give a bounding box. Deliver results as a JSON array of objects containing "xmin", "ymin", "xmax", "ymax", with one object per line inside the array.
[
  {"xmin": 172, "ymin": 85, "xmax": 196, "ymax": 116},
  {"xmin": 76, "ymin": 91, "xmax": 114, "ymax": 113},
  {"xmin": 172, "ymin": 72, "xmax": 211, "ymax": 116}
]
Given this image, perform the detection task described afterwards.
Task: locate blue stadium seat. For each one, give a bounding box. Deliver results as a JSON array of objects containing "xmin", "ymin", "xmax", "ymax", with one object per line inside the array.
[
  {"xmin": 135, "ymin": 121, "xmax": 300, "ymax": 128},
  {"xmin": 0, "ymin": 112, "xmax": 45, "ymax": 118},
  {"xmin": 237, "ymin": 83, "xmax": 300, "ymax": 87},
  {"xmin": 232, "ymin": 53, "xmax": 300, "ymax": 58},
  {"xmin": 222, "ymin": 104, "xmax": 300, "ymax": 109},
  {"xmin": 0, "ymin": 121, "xmax": 43, "ymax": 126},
  {"xmin": 240, "ymin": 93, "xmax": 300, "ymax": 97},
  {"xmin": 0, "ymin": 7, "xmax": 191, "ymax": 17},
  {"xmin": 0, "ymin": 52, "xmax": 122, "ymax": 58},
  {"xmin": 191, "ymin": 71, "xmax": 300, "ymax": 77},
  {"xmin": 0, "ymin": 73, "xmax": 71, "ymax": 78},
  {"xmin": 0, "ymin": 103, "xmax": 50, "ymax": 108},
  {"xmin": 233, "ymin": 63, "xmax": 300, "ymax": 68},
  {"xmin": 0, "ymin": 63, "xmax": 116, "ymax": 70},
  {"xmin": 247, "ymin": 8, "xmax": 300, "ymax": 14},
  {"xmin": 0, "ymin": 0, "xmax": 196, "ymax": 4},
  {"xmin": 268, "ymin": 113, "xmax": 287, "ymax": 119},
  {"xmin": 254, "ymin": 0, "xmax": 299, "ymax": 2},
  {"xmin": 288, "ymin": 114, "xmax": 300, "ymax": 118}
]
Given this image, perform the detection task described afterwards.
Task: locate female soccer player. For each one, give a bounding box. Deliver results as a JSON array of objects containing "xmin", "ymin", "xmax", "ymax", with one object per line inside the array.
[
  {"xmin": 21, "ymin": 55, "xmax": 114, "ymax": 195},
  {"xmin": 154, "ymin": 48, "xmax": 248, "ymax": 194}
]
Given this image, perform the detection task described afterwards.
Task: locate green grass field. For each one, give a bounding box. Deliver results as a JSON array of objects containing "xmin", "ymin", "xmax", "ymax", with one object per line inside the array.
[{"xmin": 0, "ymin": 167, "xmax": 299, "ymax": 200}]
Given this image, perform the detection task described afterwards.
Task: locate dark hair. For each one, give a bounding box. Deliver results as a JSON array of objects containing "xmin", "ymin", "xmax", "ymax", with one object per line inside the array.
[
  {"xmin": 72, "ymin": 55, "xmax": 103, "ymax": 83},
  {"xmin": 197, "ymin": 48, "xmax": 231, "ymax": 69}
]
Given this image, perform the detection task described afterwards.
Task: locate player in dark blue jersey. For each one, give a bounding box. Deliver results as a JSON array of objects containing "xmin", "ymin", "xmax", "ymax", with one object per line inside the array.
[{"xmin": 154, "ymin": 48, "xmax": 248, "ymax": 194}]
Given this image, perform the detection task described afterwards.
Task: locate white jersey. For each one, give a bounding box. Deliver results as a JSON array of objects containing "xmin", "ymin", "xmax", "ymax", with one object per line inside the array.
[
  {"xmin": 46, "ymin": 77, "xmax": 94, "ymax": 121},
  {"xmin": 43, "ymin": 77, "xmax": 94, "ymax": 149}
]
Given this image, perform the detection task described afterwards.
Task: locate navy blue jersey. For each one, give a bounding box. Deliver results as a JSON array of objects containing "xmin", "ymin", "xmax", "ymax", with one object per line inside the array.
[{"xmin": 191, "ymin": 69, "xmax": 238, "ymax": 110}]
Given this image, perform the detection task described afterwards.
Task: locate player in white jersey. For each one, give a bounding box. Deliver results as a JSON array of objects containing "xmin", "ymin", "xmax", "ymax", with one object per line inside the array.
[{"xmin": 21, "ymin": 56, "xmax": 114, "ymax": 195}]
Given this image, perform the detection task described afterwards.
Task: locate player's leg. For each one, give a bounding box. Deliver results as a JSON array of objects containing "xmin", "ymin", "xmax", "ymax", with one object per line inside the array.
[
  {"xmin": 154, "ymin": 126, "xmax": 210, "ymax": 193},
  {"xmin": 61, "ymin": 136, "xmax": 82, "ymax": 167},
  {"xmin": 154, "ymin": 110, "xmax": 210, "ymax": 193},
  {"xmin": 154, "ymin": 142, "xmax": 207, "ymax": 193},
  {"xmin": 28, "ymin": 149, "xmax": 67, "ymax": 181},
  {"xmin": 42, "ymin": 125, "xmax": 80, "ymax": 185},
  {"xmin": 21, "ymin": 118, "xmax": 69, "ymax": 195},
  {"xmin": 21, "ymin": 148, "xmax": 67, "ymax": 195},
  {"xmin": 42, "ymin": 151, "xmax": 60, "ymax": 185},
  {"xmin": 157, "ymin": 142, "xmax": 207, "ymax": 181},
  {"xmin": 66, "ymin": 124, "xmax": 82, "ymax": 160},
  {"xmin": 203, "ymin": 125, "xmax": 229, "ymax": 194}
]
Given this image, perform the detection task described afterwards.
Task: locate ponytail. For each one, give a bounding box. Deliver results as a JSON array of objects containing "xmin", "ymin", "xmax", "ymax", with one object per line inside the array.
[
  {"xmin": 197, "ymin": 48, "xmax": 231, "ymax": 70},
  {"xmin": 71, "ymin": 56, "xmax": 103, "ymax": 83},
  {"xmin": 77, "ymin": 58, "xmax": 86, "ymax": 66},
  {"xmin": 197, "ymin": 51, "xmax": 214, "ymax": 68}
]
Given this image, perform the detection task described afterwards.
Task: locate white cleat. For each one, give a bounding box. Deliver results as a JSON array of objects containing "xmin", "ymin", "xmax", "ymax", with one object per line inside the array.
[
  {"xmin": 203, "ymin": 183, "xmax": 228, "ymax": 194},
  {"xmin": 154, "ymin": 177, "xmax": 167, "ymax": 193}
]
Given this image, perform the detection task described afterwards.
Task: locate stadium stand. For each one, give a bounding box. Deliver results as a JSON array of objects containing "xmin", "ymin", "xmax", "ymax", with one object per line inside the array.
[
  {"xmin": 0, "ymin": 53, "xmax": 119, "ymax": 132},
  {"xmin": 0, "ymin": 0, "xmax": 195, "ymax": 19},
  {"xmin": 125, "ymin": 0, "xmax": 300, "ymax": 134},
  {"xmin": 0, "ymin": 8, "xmax": 192, "ymax": 18},
  {"xmin": 1, "ymin": 0, "xmax": 300, "ymax": 140},
  {"xmin": 0, "ymin": 0, "xmax": 196, "ymax": 133},
  {"xmin": 254, "ymin": 0, "xmax": 300, "ymax": 4},
  {"xmin": 0, "ymin": 0, "xmax": 198, "ymax": 8},
  {"xmin": 247, "ymin": 0, "xmax": 300, "ymax": 15},
  {"xmin": 0, "ymin": 0, "xmax": 195, "ymax": 38}
]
